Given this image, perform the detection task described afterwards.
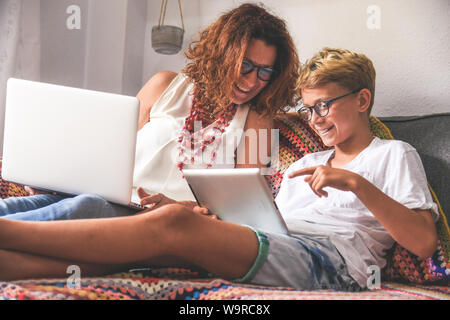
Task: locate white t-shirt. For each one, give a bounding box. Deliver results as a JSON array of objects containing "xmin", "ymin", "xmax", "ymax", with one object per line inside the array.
[{"xmin": 275, "ymin": 137, "xmax": 439, "ymax": 288}]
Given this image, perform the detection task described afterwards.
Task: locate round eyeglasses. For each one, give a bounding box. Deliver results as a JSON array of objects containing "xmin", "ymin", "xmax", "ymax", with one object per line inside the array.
[
  {"xmin": 240, "ymin": 59, "xmax": 275, "ymax": 82},
  {"xmin": 297, "ymin": 88, "xmax": 362, "ymax": 121}
]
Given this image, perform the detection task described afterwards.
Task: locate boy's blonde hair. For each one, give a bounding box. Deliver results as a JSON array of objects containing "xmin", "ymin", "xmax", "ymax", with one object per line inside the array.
[{"xmin": 297, "ymin": 48, "xmax": 376, "ymax": 114}]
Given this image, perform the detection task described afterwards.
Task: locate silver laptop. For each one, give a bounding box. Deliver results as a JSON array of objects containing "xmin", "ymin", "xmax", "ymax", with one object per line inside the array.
[
  {"xmin": 2, "ymin": 78, "xmax": 145, "ymax": 210},
  {"xmin": 183, "ymin": 168, "xmax": 289, "ymax": 235}
]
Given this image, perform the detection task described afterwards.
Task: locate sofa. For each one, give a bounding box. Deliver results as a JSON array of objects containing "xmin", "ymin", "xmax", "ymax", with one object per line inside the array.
[
  {"xmin": 0, "ymin": 113, "xmax": 448, "ymax": 300},
  {"xmin": 378, "ymin": 114, "xmax": 449, "ymax": 217}
]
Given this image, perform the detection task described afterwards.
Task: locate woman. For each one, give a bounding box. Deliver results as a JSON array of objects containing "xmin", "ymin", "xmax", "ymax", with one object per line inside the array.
[
  {"xmin": 0, "ymin": 3, "xmax": 300, "ymax": 282},
  {"xmin": 0, "ymin": 3, "xmax": 299, "ymax": 221}
]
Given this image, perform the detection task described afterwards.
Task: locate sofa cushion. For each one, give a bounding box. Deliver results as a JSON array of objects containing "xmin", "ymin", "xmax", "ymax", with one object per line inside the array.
[
  {"xmin": 378, "ymin": 113, "xmax": 449, "ymax": 219},
  {"xmin": 0, "ymin": 162, "xmax": 27, "ymax": 198}
]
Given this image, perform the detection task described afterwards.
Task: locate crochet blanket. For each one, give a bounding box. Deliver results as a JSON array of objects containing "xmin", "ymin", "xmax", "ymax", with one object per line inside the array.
[
  {"xmin": 0, "ymin": 114, "xmax": 448, "ymax": 300},
  {"xmin": 1, "ymin": 268, "xmax": 449, "ymax": 300}
]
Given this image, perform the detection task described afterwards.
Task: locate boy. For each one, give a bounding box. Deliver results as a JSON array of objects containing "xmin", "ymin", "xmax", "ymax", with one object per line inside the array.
[{"xmin": 272, "ymin": 47, "xmax": 439, "ymax": 289}]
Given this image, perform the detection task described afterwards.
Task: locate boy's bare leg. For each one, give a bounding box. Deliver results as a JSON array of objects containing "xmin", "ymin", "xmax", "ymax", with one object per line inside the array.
[{"xmin": 0, "ymin": 204, "xmax": 259, "ymax": 280}]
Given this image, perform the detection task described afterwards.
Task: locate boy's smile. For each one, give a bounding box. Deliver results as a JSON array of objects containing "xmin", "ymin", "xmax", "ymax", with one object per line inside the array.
[
  {"xmin": 315, "ymin": 125, "xmax": 335, "ymax": 136},
  {"xmin": 301, "ymin": 84, "xmax": 353, "ymax": 146},
  {"xmin": 300, "ymin": 83, "xmax": 372, "ymax": 158}
]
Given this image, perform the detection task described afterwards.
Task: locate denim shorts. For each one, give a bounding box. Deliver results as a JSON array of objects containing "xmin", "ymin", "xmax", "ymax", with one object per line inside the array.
[{"xmin": 234, "ymin": 227, "xmax": 362, "ymax": 291}]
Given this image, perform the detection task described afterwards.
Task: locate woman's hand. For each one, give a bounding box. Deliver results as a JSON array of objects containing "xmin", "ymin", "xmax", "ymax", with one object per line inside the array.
[
  {"xmin": 136, "ymin": 187, "xmax": 217, "ymax": 219},
  {"xmin": 137, "ymin": 187, "xmax": 178, "ymax": 210},
  {"xmin": 24, "ymin": 186, "xmax": 55, "ymax": 196},
  {"xmin": 288, "ymin": 165, "xmax": 360, "ymax": 198}
]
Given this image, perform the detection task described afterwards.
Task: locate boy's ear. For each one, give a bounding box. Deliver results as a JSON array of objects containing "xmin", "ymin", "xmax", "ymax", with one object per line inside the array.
[{"xmin": 357, "ymin": 88, "xmax": 371, "ymax": 113}]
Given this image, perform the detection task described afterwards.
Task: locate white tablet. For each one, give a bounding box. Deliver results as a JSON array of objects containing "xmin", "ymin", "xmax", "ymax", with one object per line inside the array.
[{"xmin": 183, "ymin": 168, "xmax": 289, "ymax": 235}]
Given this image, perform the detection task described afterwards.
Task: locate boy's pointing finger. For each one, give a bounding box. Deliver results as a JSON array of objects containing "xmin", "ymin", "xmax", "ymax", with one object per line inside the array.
[{"xmin": 288, "ymin": 166, "xmax": 318, "ymax": 178}]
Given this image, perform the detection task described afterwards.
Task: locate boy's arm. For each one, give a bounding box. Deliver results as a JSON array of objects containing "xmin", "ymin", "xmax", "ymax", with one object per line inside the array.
[
  {"xmin": 353, "ymin": 177, "xmax": 437, "ymax": 259},
  {"xmin": 289, "ymin": 166, "xmax": 438, "ymax": 259}
]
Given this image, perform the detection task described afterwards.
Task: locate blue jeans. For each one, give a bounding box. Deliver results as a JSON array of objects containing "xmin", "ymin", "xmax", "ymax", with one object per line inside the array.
[{"xmin": 0, "ymin": 194, "xmax": 136, "ymax": 221}]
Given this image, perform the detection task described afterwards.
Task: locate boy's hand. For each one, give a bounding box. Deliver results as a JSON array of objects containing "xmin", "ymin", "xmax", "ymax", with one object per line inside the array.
[
  {"xmin": 288, "ymin": 165, "xmax": 359, "ymax": 198},
  {"xmin": 192, "ymin": 206, "xmax": 218, "ymax": 220}
]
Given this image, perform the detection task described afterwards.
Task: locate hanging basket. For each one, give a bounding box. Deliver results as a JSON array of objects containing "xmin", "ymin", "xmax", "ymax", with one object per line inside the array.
[
  {"xmin": 152, "ymin": 25, "xmax": 184, "ymax": 55},
  {"xmin": 151, "ymin": 0, "xmax": 185, "ymax": 55}
]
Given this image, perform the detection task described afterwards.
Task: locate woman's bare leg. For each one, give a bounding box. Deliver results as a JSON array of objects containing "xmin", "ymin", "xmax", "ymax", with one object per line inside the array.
[
  {"xmin": 0, "ymin": 249, "xmax": 129, "ymax": 281},
  {"xmin": 0, "ymin": 204, "xmax": 259, "ymax": 279},
  {"xmin": 0, "ymin": 249, "xmax": 196, "ymax": 281}
]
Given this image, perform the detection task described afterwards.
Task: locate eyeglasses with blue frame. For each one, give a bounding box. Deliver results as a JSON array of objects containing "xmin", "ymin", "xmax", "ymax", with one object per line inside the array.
[
  {"xmin": 240, "ymin": 59, "xmax": 275, "ymax": 82},
  {"xmin": 297, "ymin": 88, "xmax": 362, "ymax": 121}
]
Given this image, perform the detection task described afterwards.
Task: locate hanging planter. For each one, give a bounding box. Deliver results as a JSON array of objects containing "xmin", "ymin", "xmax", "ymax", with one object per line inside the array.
[{"xmin": 151, "ymin": 0, "xmax": 185, "ymax": 55}]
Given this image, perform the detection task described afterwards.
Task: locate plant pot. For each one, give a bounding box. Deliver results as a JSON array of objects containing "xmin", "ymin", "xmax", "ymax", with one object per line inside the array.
[{"xmin": 151, "ymin": 25, "xmax": 184, "ymax": 55}]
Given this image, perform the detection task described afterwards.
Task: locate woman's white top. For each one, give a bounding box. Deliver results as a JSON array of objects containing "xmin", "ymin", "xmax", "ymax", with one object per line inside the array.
[{"xmin": 132, "ymin": 73, "xmax": 250, "ymax": 202}]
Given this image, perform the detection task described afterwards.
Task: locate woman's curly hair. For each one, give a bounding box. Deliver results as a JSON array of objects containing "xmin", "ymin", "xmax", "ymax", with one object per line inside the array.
[{"xmin": 182, "ymin": 3, "xmax": 300, "ymax": 117}]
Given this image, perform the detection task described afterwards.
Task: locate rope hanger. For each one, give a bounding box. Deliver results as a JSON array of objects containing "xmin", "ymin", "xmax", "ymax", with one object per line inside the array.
[{"xmin": 158, "ymin": 0, "xmax": 185, "ymax": 30}]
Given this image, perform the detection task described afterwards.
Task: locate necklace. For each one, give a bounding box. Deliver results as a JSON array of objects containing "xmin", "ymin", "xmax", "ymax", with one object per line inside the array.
[{"xmin": 176, "ymin": 92, "xmax": 237, "ymax": 173}]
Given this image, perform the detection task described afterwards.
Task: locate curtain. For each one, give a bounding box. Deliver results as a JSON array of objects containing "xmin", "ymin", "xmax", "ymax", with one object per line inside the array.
[
  {"xmin": 0, "ymin": 0, "xmax": 40, "ymax": 154},
  {"xmin": 0, "ymin": 0, "xmax": 183, "ymax": 154},
  {"xmin": 0, "ymin": 0, "xmax": 148, "ymax": 155}
]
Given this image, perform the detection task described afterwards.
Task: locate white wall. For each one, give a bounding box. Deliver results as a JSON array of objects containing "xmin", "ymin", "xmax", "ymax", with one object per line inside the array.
[
  {"xmin": 141, "ymin": 0, "xmax": 201, "ymax": 86},
  {"xmin": 40, "ymin": 0, "xmax": 88, "ymax": 88},
  {"xmin": 4, "ymin": 0, "xmax": 449, "ymax": 119},
  {"xmin": 142, "ymin": 0, "xmax": 450, "ymax": 117},
  {"xmin": 40, "ymin": 0, "xmax": 147, "ymax": 95}
]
